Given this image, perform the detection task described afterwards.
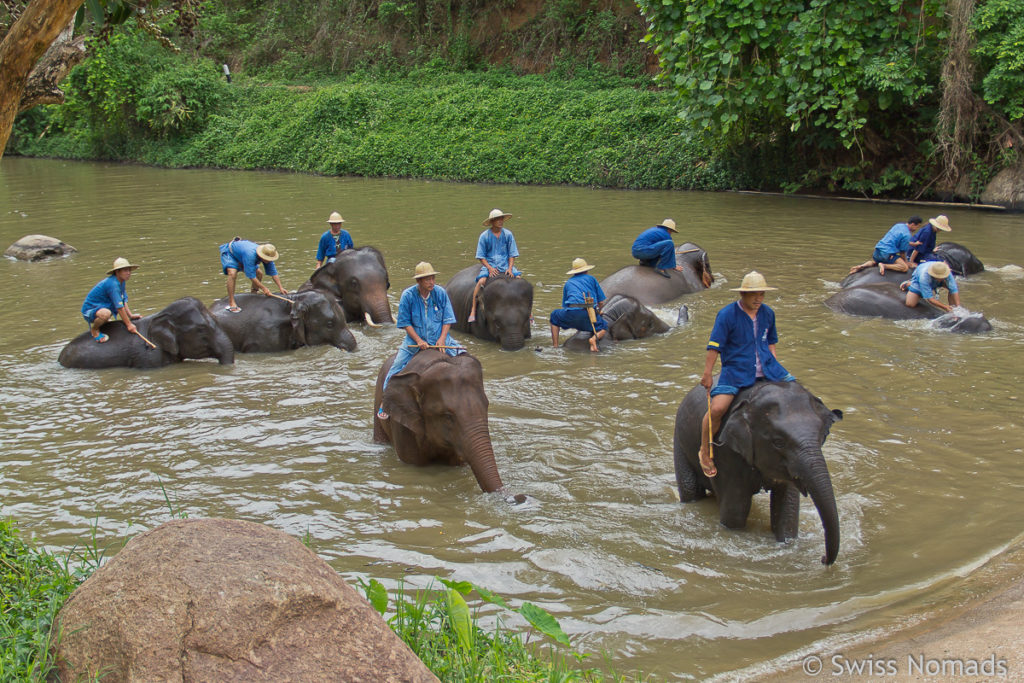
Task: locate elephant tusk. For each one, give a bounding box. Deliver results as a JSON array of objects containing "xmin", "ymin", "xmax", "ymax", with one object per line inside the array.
[{"xmin": 364, "ymin": 311, "xmax": 383, "ymax": 328}]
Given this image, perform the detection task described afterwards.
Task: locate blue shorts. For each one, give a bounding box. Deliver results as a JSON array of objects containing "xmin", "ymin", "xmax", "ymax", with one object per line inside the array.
[
  {"xmin": 476, "ymin": 266, "xmax": 522, "ymax": 281},
  {"xmin": 710, "ymin": 374, "xmax": 796, "ymax": 397},
  {"xmin": 82, "ymin": 306, "xmax": 114, "ymax": 325},
  {"xmin": 549, "ymin": 308, "xmax": 608, "ymax": 333},
  {"xmin": 219, "ymin": 243, "xmax": 242, "ymax": 275},
  {"xmin": 872, "ymin": 248, "xmax": 900, "ymax": 264}
]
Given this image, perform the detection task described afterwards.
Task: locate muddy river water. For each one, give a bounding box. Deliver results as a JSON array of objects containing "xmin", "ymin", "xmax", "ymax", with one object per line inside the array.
[{"xmin": 1, "ymin": 157, "xmax": 1023, "ymax": 679}]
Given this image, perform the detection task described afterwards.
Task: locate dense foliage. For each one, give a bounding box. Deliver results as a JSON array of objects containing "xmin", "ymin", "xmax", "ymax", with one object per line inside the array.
[{"xmin": 971, "ymin": 0, "xmax": 1024, "ymax": 122}]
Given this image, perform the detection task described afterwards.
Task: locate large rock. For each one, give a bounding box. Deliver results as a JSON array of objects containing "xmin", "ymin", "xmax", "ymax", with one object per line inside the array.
[
  {"xmin": 4, "ymin": 234, "xmax": 77, "ymax": 261},
  {"xmin": 54, "ymin": 518, "xmax": 438, "ymax": 683},
  {"xmin": 981, "ymin": 163, "xmax": 1024, "ymax": 210}
]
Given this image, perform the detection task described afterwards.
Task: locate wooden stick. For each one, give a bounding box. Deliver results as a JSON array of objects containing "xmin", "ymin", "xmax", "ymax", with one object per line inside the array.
[
  {"xmin": 677, "ymin": 248, "xmax": 702, "ymax": 255},
  {"xmin": 134, "ymin": 329, "xmax": 157, "ymax": 349},
  {"xmin": 706, "ymin": 390, "xmax": 715, "ymax": 466},
  {"xmin": 262, "ymin": 291, "xmax": 292, "ymax": 303}
]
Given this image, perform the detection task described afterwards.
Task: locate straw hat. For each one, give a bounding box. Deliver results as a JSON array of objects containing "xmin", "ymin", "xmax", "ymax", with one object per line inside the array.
[
  {"xmin": 566, "ymin": 257, "xmax": 596, "ymax": 275},
  {"xmin": 730, "ymin": 271, "xmax": 778, "ymax": 292},
  {"xmin": 483, "ymin": 208, "xmax": 512, "ymax": 226},
  {"xmin": 413, "ymin": 261, "xmax": 439, "ymax": 279},
  {"xmin": 927, "ymin": 261, "xmax": 952, "ymax": 279},
  {"xmin": 659, "ymin": 218, "xmax": 678, "ymax": 233},
  {"xmin": 327, "ymin": 212, "xmax": 345, "ymax": 224},
  {"xmin": 106, "ymin": 257, "xmax": 139, "ymax": 275},
  {"xmin": 928, "ymin": 215, "xmax": 952, "ymax": 232},
  {"xmin": 256, "ymin": 244, "xmax": 279, "ymax": 262}
]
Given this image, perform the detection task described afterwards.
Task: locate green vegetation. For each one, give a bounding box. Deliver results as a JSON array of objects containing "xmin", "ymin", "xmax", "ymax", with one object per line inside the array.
[{"xmin": 1, "ymin": 515, "xmax": 640, "ymax": 682}]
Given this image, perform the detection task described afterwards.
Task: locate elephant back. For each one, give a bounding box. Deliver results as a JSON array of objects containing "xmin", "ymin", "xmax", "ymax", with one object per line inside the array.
[
  {"xmin": 824, "ymin": 283, "xmax": 941, "ymax": 319},
  {"xmin": 934, "ymin": 242, "xmax": 984, "ymax": 276}
]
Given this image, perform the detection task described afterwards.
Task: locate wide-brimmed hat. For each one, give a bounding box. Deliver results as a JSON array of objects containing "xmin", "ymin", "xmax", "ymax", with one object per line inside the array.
[
  {"xmin": 658, "ymin": 218, "xmax": 678, "ymax": 233},
  {"xmin": 566, "ymin": 257, "xmax": 596, "ymax": 275},
  {"xmin": 927, "ymin": 261, "xmax": 952, "ymax": 279},
  {"xmin": 928, "ymin": 215, "xmax": 952, "ymax": 232},
  {"xmin": 413, "ymin": 261, "xmax": 439, "ymax": 279},
  {"xmin": 106, "ymin": 257, "xmax": 139, "ymax": 275},
  {"xmin": 483, "ymin": 208, "xmax": 512, "ymax": 226},
  {"xmin": 327, "ymin": 211, "xmax": 345, "ymax": 224},
  {"xmin": 730, "ymin": 271, "xmax": 778, "ymax": 292},
  {"xmin": 257, "ymin": 244, "xmax": 279, "ymax": 262}
]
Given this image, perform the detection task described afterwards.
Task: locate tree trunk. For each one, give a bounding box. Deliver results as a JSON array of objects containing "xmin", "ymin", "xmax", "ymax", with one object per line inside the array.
[
  {"xmin": 0, "ymin": 0, "xmax": 83, "ymax": 158},
  {"xmin": 19, "ymin": 17, "xmax": 86, "ymax": 112}
]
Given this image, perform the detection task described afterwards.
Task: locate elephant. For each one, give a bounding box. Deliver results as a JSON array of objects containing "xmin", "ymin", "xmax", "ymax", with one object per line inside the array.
[
  {"xmin": 561, "ymin": 294, "xmax": 675, "ymax": 352},
  {"xmin": 824, "ymin": 283, "xmax": 991, "ymax": 332},
  {"xmin": 299, "ymin": 246, "xmax": 393, "ymax": 326},
  {"xmin": 934, "ymin": 242, "xmax": 984, "ymax": 276},
  {"xmin": 838, "ymin": 268, "xmax": 911, "ymax": 289},
  {"xmin": 209, "ymin": 291, "xmax": 357, "ymax": 353},
  {"xmin": 444, "ymin": 266, "xmax": 533, "ymax": 351},
  {"xmin": 59, "ymin": 297, "xmax": 234, "ymax": 369},
  {"xmin": 600, "ymin": 242, "xmax": 714, "ymax": 305},
  {"xmin": 673, "ymin": 380, "xmax": 843, "ymax": 565},
  {"xmin": 373, "ymin": 350, "xmax": 506, "ymax": 494}
]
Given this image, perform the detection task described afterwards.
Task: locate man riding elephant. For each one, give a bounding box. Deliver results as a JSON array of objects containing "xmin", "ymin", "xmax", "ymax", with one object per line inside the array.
[
  {"xmin": 901, "ymin": 260, "xmax": 961, "ymax": 313},
  {"xmin": 80, "ymin": 257, "xmax": 142, "ymax": 343},
  {"xmin": 218, "ymin": 238, "xmax": 287, "ymax": 313},
  {"xmin": 550, "ymin": 257, "xmax": 608, "ymax": 353},
  {"xmin": 469, "ymin": 208, "xmax": 522, "ymax": 323},
  {"xmin": 631, "ymin": 218, "xmax": 684, "ymax": 278}
]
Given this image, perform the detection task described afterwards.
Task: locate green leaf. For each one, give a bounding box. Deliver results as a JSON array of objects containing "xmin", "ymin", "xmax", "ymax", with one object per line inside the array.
[
  {"xmin": 85, "ymin": 0, "xmax": 104, "ymax": 24},
  {"xmin": 518, "ymin": 602, "xmax": 571, "ymax": 647},
  {"xmin": 471, "ymin": 583, "xmax": 511, "ymax": 610},
  {"xmin": 878, "ymin": 91, "xmax": 892, "ymax": 110},
  {"xmin": 364, "ymin": 579, "xmax": 388, "ymax": 614},
  {"xmin": 74, "ymin": 6, "xmax": 85, "ymax": 30},
  {"xmin": 445, "ymin": 589, "xmax": 473, "ymax": 651},
  {"xmin": 439, "ymin": 578, "xmax": 473, "ymax": 595}
]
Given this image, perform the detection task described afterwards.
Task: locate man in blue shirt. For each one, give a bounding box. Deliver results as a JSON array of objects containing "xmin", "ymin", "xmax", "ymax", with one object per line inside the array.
[
  {"xmin": 378, "ymin": 262, "xmax": 465, "ymax": 419},
  {"xmin": 698, "ymin": 271, "xmax": 794, "ymax": 477},
  {"xmin": 549, "ymin": 258, "xmax": 609, "ymax": 353},
  {"xmin": 631, "ymin": 218, "xmax": 684, "ymax": 278},
  {"xmin": 469, "ymin": 208, "xmax": 521, "ymax": 323},
  {"xmin": 80, "ymin": 257, "xmax": 142, "ymax": 343},
  {"xmin": 315, "ymin": 211, "xmax": 354, "ymax": 268},
  {"xmin": 900, "ymin": 260, "xmax": 961, "ymax": 313},
  {"xmin": 849, "ymin": 216, "xmax": 924, "ymax": 276},
  {"xmin": 906, "ymin": 215, "xmax": 952, "ymax": 266},
  {"xmin": 218, "ymin": 238, "xmax": 288, "ymax": 312}
]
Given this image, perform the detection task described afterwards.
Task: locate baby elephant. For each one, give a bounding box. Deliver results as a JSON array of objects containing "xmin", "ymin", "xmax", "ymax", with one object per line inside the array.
[
  {"xmin": 674, "ymin": 380, "xmax": 843, "ymax": 565},
  {"xmin": 562, "ymin": 294, "xmax": 674, "ymax": 352},
  {"xmin": 210, "ymin": 291, "xmax": 356, "ymax": 353}
]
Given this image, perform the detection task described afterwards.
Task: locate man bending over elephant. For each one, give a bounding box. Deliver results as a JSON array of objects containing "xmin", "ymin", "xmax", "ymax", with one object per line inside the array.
[
  {"xmin": 314, "ymin": 211, "xmax": 354, "ymax": 268},
  {"xmin": 468, "ymin": 208, "xmax": 521, "ymax": 323},
  {"xmin": 906, "ymin": 215, "xmax": 952, "ymax": 266},
  {"xmin": 849, "ymin": 216, "xmax": 924, "ymax": 276},
  {"xmin": 631, "ymin": 218, "xmax": 685, "ymax": 278},
  {"xmin": 80, "ymin": 257, "xmax": 142, "ymax": 343},
  {"xmin": 550, "ymin": 258, "xmax": 608, "ymax": 353},
  {"xmin": 218, "ymin": 238, "xmax": 288, "ymax": 313},
  {"xmin": 699, "ymin": 271, "xmax": 795, "ymax": 477},
  {"xmin": 900, "ymin": 260, "xmax": 961, "ymax": 313},
  {"xmin": 378, "ymin": 262, "xmax": 465, "ymax": 420}
]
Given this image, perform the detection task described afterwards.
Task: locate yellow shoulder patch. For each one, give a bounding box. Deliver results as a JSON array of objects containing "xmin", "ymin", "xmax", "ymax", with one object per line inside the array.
[{"xmin": 708, "ymin": 340, "xmax": 719, "ymax": 348}]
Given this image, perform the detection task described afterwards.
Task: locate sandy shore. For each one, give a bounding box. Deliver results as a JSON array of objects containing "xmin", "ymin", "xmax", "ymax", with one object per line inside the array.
[{"xmin": 759, "ymin": 540, "xmax": 1024, "ymax": 682}]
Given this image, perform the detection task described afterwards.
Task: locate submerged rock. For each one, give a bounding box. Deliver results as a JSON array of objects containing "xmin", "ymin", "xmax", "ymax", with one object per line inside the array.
[
  {"xmin": 4, "ymin": 234, "xmax": 77, "ymax": 261},
  {"xmin": 981, "ymin": 163, "xmax": 1024, "ymax": 210},
  {"xmin": 54, "ymin": 518, "xmax": 438, "ymax": 682}
]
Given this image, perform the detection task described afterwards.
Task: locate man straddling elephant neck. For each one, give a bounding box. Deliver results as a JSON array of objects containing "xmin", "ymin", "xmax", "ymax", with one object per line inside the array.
[
  {"xmin": 900, "ymin": 260, "xmax": 961, "ymax": 314},
  {"xmin": 631, "ymin": 218, "xmax": 685, "ymax": 278},
  {"xmin": 699, "ymin": 271, "xmax": 795, "ymax": 477},
  {"xmin": 218, "ymin": 238, "xmax": 287, "ymax": 312},
  {"xmin": 378, "ymin": 262, "xmax": 465, "ymax": 420},
  {"xmin": 469, "ymin": 208, "xmax": 521, "ymax": 323},
  {"xmin": 550, "ymin": 258, "xmax": 608, "ymax": 353},
  {"xmin": 906, "ymin": 215, "xmax": 952, "ymax": 267},
  {"xmin": 80, "ymin": 257, "xmax": 142, "ymax": 343},
  {"xmin": 314, "ymin": 211, "xmax": 354, "ymax": 269},
  {"xmin": 849, "ymin": 216, "xmax": 925, "ymax": 276}
]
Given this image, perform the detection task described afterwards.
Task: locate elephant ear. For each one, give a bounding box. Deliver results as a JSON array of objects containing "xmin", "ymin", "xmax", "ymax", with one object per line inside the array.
[
  {"xmin": 386, "ymin": 372, "xmax": 425, "ymax": 435},
  {"xmin": 715, "ymin": 394, "xmax": 754, "ymax": 466},
  {"xmin": 147, "ymin": 313, "xmax": 178, "ymax": 356},
  {"xmin": 290, "ymin": 300, "xmax": 307, "ymax": 348}
]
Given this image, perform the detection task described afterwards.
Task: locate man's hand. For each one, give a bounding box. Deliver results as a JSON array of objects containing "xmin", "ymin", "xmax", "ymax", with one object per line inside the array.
[
  {"xmin": 700, "ymin": 371, "xmax": 713, "ymax": 390},
  {"xmin": 130, "ymin": 313, "xmax": 142, "ymax": 320},
  {"xmin": 126, "ymin": 321, "xmax": 138, "ymax": 334},
  {"xmin": 900, "ymin": 282, "xmax": 909, "ymax": 291},
  {"xmin": 674, "ymin": 264, "xmax": 684, "ymax": 271},
  {"xmin": 279, "ymin": 288, "xmax": 289, "ymax": 294},
  {"xmin": 487, "ymin": 265, "xmax": 500, "ymax": 277},
  {"xmin": 417, "ymin": 339, "xmax": 430, "ymax": 350}
]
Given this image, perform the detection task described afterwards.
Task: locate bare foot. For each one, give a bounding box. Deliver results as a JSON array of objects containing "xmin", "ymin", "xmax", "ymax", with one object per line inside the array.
[
  {"xmin": 589, "ymin": 339, "xmax": 599, "ymax": 352},
  {"xmin": 878, "ymin": 263, "xmax": 886, "ymax": 275},
  {"xmin": 848, "ymin": 264, "xmax": 865, "ymax": 275},
  {"xmin": 698, "ymin": 448, "xmax": 717, "ymax": 477}
]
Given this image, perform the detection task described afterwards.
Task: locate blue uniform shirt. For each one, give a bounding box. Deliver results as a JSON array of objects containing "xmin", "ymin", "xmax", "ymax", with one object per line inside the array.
[
  {"xmin": 396, "ymin": 284, "xmax": 458, "ymax": 347},
  {"xmin": 707, "ymin": 301, "xmax": 790, "ymax": 388},
  {"xmin": 631, "ymin": 226, "xmax": 677, "ymax": 268},
  {"xmin": 316, "ymin": 229, "xmax": 353, "ymax": 262},
  {"xmin": 219, "ymin": 239, "xmax": 279, "ymax": 278},
  {"xmin": 81, "ymin": 275, "xmax": 127, "ymax": 318},
  {"xmin": 875, "ymin": 223, "xmax": 913, "ymax": 257},
  {"xmin": 908, "ymin": 264, "xmax": 958, "ymax": 299},
  {"xmin": 907, "ymin": 224, "xmax": 936, "ymax": 261},
  {"xmin": 561, "ymin": 273, "xmax": 605, "ymax": 307},
  {"xmin": 475, "ymin": 228, "xmax": 520, "ymax": 272}
]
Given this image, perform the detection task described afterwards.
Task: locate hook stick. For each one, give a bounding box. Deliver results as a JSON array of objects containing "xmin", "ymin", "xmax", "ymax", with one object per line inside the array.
[
  {"xmin": 134, "ymin": 329, "xmax": 157, "ymax": 349},
  {"xmin": 262, "ymin": 291, "xmax": 292, "ymax": 303}
]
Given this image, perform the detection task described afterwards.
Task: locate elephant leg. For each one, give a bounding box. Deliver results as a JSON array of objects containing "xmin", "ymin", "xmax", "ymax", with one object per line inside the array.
[
  {"xmin": 718, "ymin": 490, "xmax": 753, "ymax": 529},
  {"xmin": 674, "ymin": 436, "xmax": 704, "ymax": 502},
  {"xmin": 770, "ymin": 485, "xmax": 801, "ymax": 541}
]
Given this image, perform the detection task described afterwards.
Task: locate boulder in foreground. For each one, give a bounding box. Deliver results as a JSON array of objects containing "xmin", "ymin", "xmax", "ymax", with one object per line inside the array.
[{"xmin": 4, "ymin": 234, "xmax": 77, "ymax": 261}]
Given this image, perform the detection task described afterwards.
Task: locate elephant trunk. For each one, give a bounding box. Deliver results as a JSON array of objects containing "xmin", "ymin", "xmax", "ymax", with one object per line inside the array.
[
  {"xmin": 459, "ymin": 420, "xmax": 504, "ymax": 493},
  {"xmin": 335, "ymin": 327, "xmax": 358, "ymax": 352},
  {"xmin": 367, "ymin": 298, "xmax": 393, "ymax": 325},
  {"xmin": 500, "ymin": 331, "xmax": 525, "ymax": 352},
  {"xmin": 213, "ymin": 327, "xmax": 235, "ymax": 365},
  {"xmin": 795, "ymin": 447, "xmax": 840, "ymax": 565}
]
